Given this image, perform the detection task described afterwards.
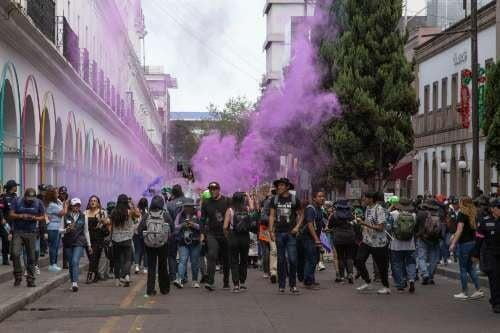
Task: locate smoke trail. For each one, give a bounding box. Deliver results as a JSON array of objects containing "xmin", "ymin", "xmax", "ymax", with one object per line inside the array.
[{"xmin": 191, "ymin": 0, "xmax": 339, "ymax": 193}]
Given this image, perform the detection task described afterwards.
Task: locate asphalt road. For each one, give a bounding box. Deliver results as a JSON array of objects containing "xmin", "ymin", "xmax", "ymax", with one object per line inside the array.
[{"xmin": 0, "ymin": 266, "xmax": 498, "ymax": 333}]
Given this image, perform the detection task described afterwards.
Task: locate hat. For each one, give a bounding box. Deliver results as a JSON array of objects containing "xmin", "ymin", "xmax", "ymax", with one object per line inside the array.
[
  {"xmin": 273, "ymin": 178, "xmax": 294, "ymax": 190},
  {"xmin": 395, "ymin": 198, "xmax": 414, "ymax": 211},
  {"xmin": 208, "ymin": 181, "xmax": 220, "ymax": 189},
  {"xmin": 70, "ymin": 198, "xmax": 82, "ymax": 206},
  {"xmin": 4, "ymin": 180, "xmax": 19, "ymax": 190},
  {"xmin": 58, "ymin": 186, "xmax": 68, "ymax": 194}
]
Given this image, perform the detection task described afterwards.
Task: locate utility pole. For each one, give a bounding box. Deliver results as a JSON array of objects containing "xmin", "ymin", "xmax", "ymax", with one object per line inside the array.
[{"xmin": 471, "ymin": 0, "xmax": 480, "ymax": 197}]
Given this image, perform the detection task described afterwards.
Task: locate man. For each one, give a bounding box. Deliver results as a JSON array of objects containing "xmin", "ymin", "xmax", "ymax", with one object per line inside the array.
[
  {"xmin": 473, "ymin": 198, "xmax": 500, "ymax": 313},
  {"xmin": 201, "ymin": 182, "xmax": 230, "ymax": 291},
  {"xmin": 415, "ymin": 200, "xmax": 442, "ymax": 285},
  {"xmin": 259, "ymin": 188, "xmax": 278, "ymax": 283},
  {"xmin": 269, "ymin": 178, "xmax": 303, "ymax": 294},
  {"xmin": 354, "ymin": 192, "xmax": 390, "ymax": 295},
  {"xmin": 9, "ymin": 188, "xmax": 46, "ymax": 287},
  {"xmin": 303, "ymin": 190, "xmax": 325, "ymax": 290},
  {"xmin": 0, "ymin": 180, "xmax": 19, "ymax": 265}
]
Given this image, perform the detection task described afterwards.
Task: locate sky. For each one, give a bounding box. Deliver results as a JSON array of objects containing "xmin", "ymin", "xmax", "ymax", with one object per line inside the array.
[{"xmin": 143, "ymin": 0, "xmax": 427, "ymax": 113}]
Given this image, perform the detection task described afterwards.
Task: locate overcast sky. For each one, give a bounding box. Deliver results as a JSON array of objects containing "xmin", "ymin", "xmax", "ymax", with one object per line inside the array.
[{"xmin": 143, "ymin": 0, "xmax": 427, "ymax": 113}]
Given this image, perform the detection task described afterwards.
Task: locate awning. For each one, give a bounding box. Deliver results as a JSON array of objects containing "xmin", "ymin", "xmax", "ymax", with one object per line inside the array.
[{"xmin": 389, "ymin": 152, "xmax": 414, "ymax": 180}]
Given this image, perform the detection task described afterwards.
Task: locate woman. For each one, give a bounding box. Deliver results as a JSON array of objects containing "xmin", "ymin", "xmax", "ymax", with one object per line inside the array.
[
  {"xmin": 450, "ymin": 196, "xmax": 484, "ymax": 300},
  {"xmin": 62, "ymin": 198, "xmax": 92, "ymax": 292},
  {"xmin": 223, "ymin": 192, "xmax": 258, "ymax": 293},
  {"xmin": 110, "ymin": 194, "xmax": 140, "ymax": 287},
  {"xmin": 45, "ymin": 187, "xmax": 68, "ymax": 272},
  {"xmin": 133, "ymin": 198, "xmax": 149, "ymax": 274},
  {"xmin": 85, "ymin": 195, "xmax": 109, "ymax": 283},
  {"xmin": 138, "ymin": 195, "xmax": 171, "ymax": 297},
  {"xmin": 173, "ymin": 202, "xmax": 201, "ymax": 289},
  {"xmin": 329, "ymin": 200, "xmax": 356, "ymax": 284}
]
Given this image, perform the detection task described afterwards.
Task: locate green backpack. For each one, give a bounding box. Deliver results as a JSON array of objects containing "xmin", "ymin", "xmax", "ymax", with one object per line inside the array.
[{"xmin": 393, "ymin": 211, "xmax": 416, "ymax": 241}]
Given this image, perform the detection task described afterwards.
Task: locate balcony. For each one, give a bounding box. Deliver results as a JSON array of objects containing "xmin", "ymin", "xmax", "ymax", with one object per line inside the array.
[
  {"xmin": 413, "ymin": 104, "xmax": 464, "ymax": 137},
  {"xmin": 26, "ymin": 0, "xmax": 55, "ymax": 42}
]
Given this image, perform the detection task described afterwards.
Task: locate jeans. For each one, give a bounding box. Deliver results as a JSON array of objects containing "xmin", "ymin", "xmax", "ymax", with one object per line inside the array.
[
  {"xmin": 64, "ymin": 246, "xmax": 84, "ymax": 283},
  {"xmin": 457, "ymin": 241, "xmax": 480, "ymax": 292},
  {"xmin": 146, "ymin": 244, "xmax": 170, "ymax": 295},
  {"xmin": 355, "ymin": 243, "xmax": 390, "ymax": 288},
  {"xmin": 112, "ymin": 240, "xmax": 133, "ymax": 279},
  {"xmin": 228, "ymin": 233, "xmax": 250, "ymax": 285},
  {"xmin": 416, "ymin": 239, "xmax": 440, "ymax": 280},
  {"xmin": 177, "ymin": 243, "xmax": 201, "ymax": 282},
  {"xmin": 390, "ymin": 250, "xmax": 417, "ymax": 288},
  {"xmin": 133, "ymin": 235, "xmax": 147, "ymax": 268},
  {"xmin": 296, "ymin": 236, "xmax": 305, "ymax": 282},
  {"xmin": 276, "ymin": 232, "xmax": 298, "ymax": 289},
  {"xmin": 303, "ymin": 238, "xmax": 319, "ymax": 286},
  {"xmin": 206, "ymin": 234, "xmax": 230, "ymax": 286},
  {"xmin": 11, "ymin": 232, "xmax": 37, "ymax": 281},
  {"xmin": 47, "ymin": 230, "xmax": 60, "ymax": 266},
  {"xmin": 440, "ymin": 232, "xmax": 452, "ymax": 262}
]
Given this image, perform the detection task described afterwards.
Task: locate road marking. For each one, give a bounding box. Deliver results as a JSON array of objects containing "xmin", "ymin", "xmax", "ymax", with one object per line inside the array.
[
  {"xmin": 99, "ymin": 277, "xmax": 146, "ymax": 333},
  {"xmin": 127, "ymin": 296, "xmax": 156, "ymax": 332}
]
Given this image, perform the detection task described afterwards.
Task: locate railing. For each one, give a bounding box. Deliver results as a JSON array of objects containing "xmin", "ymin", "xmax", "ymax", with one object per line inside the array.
[
  {"xmin": 26, "ymin": 0, "xmax": 55, "ymax": 42},
  {"xmin": 413, "ymin": 104, "xmax": 466, "ymax": 137}
]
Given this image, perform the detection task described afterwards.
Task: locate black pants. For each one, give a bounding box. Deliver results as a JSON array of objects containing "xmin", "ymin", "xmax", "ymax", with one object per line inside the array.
[
  {"xmin": 89, "ymin": 242, "xmax": 105, "ymax": 275},
  {"xmin": 112, "ymin": 240, "xmax": 132, "ymax": 279},
  {"xmin": 206, "ymin": 234, "xmax": 229, "ymax": 286},
  {"xmin": 0, "ymin": 226, "xmax": 9, "ymax": 262},
  {"xmin": 355, "ymin": 243, "xmax": 389, "ymax": 288},
  {"xmin": 146, "ymin": 244, "xmax": 170, "ymax": 295},
  {"xmin": 487, "ymin": 255, "xmax": 500, "ymax": 308},
  {"xmin": 296, "ymin": 236, "xmax": 305, "ymax": 282},
  {"xmin": 167, "ymin": 238, "xmax": 178, "ymax": 281},
  {"xmin": 260, "ymin": 240, "xmax": 270, "ymax": 274},
  {"xmin": 228, "ymin": 233, "xmax": 250, "ymax": 285},
  {"xmin": 335, "ymin": 243, "xmax": 356, "ymax": 277}
]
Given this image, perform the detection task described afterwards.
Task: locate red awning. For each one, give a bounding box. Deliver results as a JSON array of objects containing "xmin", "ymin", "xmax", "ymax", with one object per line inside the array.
[{"xmin": 389, "ymin": 152, "xmax": 414, "ymax": 180}]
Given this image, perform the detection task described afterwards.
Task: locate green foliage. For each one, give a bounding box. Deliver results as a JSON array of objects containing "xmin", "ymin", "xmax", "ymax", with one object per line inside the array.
[
  {"xmin": 486, "ymin": 107, "xmax": 500, "ymax": 171},
  {"xmin": 168, "ymin": 120, "xmax": 209, "ymax": 162},
  {"xmin": 320, "ymin": 0, "xmax": 417, "ymax": 187},
  {"xmin": 484, "ymin": 61, "xmax": 500, "ymax": 136},
  {"xmin": 207, "ymin": 96, "xmax": 254, "ymax": 142}
]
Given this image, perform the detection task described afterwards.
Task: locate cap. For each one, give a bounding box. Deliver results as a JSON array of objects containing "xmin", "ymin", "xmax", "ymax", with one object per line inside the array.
[
  {"xmin": 208, "ymin": 182, "xmax": 220, "ymax": 189},
  {"xmin": 273, "ymin": 178, "xmax": 294, "ymax": 190},
  {"xmin": 4, "ymin": 180, "xmax": 19, "ymax": 190},
  {"xmin": 70, "ymin": 198, "xmax": 82, "ymax": 206},
  {"xmin": 58, "ymin": 186, "xmax": 68, "ymax": 194}
]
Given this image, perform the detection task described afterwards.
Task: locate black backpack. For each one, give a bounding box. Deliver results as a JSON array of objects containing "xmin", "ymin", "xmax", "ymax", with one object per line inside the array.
[{"xmin": 232, "ymin": 210, "xmax": 256, "ymax": 233}]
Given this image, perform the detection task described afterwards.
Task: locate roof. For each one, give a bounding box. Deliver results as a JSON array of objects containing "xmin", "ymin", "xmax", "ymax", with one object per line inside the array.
[{"xmin": 170, "ymin": 112, "xmax": 216, "ymax": 121}]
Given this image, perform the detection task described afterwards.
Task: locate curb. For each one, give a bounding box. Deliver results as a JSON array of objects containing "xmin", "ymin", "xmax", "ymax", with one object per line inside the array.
[
  {"xmin": 435, "ymin": 266, "xmax": 489, "ymax": 289},
  {"xmin": 0, "ymin": 263, "xmax": 88, "ymax": 323}
]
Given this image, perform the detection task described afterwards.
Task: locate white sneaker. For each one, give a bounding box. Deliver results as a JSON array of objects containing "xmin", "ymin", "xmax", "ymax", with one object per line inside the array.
[
  {"xmin": 377, "ymin": 287, "xmax": 391, "ymax": 295},
  {"xmin": 356, "ymin": 283, "xmax": 372, "ymax": 292},
  {"xmin": 454, "ymin": 292, "xmax": 469, "ymax": 300},
  {"xmin": 54, "ymin": 265, "xmax": 62, "ymax": 272},
  {"xmin": 469, "ymin": 290, "xmax": 485, "ymax": 299},
  {"xmin": 192, "ymin": 282, "xmax": 200, "ymax": 288},
  {"xmin": 173, "ymin": 279, "xmax": 183, "ymax": 289},
  {"xmin": 35, "ymin": 265, "xmax": 40, "ymax": 275},
  {"xmin": 134, "ymin": 265, "xmax": 140, "ymax": 274},
  {"xmin": 318, "ymin": 262, "xmax": 326, "ymax": 271},
  {"xmin": 262, "ymin": 273, "xmax": 270, "ymax": 279},
  {"xmin": 48, "ymin": 265, "xmax": 58, "ymax": 273},
  {"xmin": 125, "ymin": 274, "xmax": 130, "ymax": 282},
  {"xmin": 143, "ymin": 268, "xmax": 148, "ymax": 274}
]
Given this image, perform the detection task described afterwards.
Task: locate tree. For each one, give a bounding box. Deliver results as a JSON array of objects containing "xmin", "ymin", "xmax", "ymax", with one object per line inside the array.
[
  {"xmin": 486, "ymin": 109, "xmax": 500, "ymax": 171},
  {"xmin": 484, "ymin": 61, "xmax": 500, "ymax": 137},
  {"xmin": 319, "ymin": 0, "xmax": 417, "ymax": 189},
  {"xmin": 207, "ymin": 96, "xmax": 253, "ymax": 142}
]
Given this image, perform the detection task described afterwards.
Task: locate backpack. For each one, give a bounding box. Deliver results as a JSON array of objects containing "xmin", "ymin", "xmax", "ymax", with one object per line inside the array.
[
  {"xmin": 334, "ymin": 200, "xmax": 352, "ymax": 221},
  {"xmin": 232, "ymin": 210, "xmax": 256, "ymax": 233},
  {"xmin": 393, "ymin": 211, "xmax": 416, "ymax": 241},
  {"xmin": 423, "ymin": 211, "xmax": 441, "ymax": 240},
  {"xmin": 143, "ymin": 211, "xmax": 170, "ymax": 248}
]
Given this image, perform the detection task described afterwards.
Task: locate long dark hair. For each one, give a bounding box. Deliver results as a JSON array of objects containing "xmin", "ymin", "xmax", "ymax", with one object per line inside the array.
[
  {"xmin": 111, "ymin": 194, "xmax": 129, "ymax": 228},
  {"xmin": 137, "ymin": 197, "xmax": 149, "ymax": 213},
  {"xmin": 150, "ymin": 195, "xmax": 164, "ymax": 212},
  {"xmin": 86, "ymin": 195, "xmax": 102, "ymax": 210},
  {"xmin": 44, "ymin": 188, "xmax": 59, "ymax": 206},
  {"xmin": 231, "ymin": 192, "xmax": 246, "ymax": 212}
]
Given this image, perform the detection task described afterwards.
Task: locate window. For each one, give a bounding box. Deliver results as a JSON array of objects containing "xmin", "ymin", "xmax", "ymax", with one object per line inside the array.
[
  {"xmin": 441, "ymin": 77, "xmax": 448, "ymax": 110},
  {"xmin": 424, "ymin": 85, "xmax": 430, "ymax": 114},
  {"xmin": 486, "ymin": 58, "xmax": 494, "ymax": 69},
  {"xmin": 451, "ymin": 73, "xmax": 458, "ymax": 110},
  {"xmin": 432, "ymin": 81, "xmax": 439, "ymax": 112}
]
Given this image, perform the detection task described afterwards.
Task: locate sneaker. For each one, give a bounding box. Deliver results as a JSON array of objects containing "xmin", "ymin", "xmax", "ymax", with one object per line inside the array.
[
  {"xmin": 421, "ymin": 277, "xmax": 430, "ymax": 285},
  {"xmin": 192, "ymin": 282, "xmax": 200, "ymax": 288},
  {"xmin": 143, "ymin": 268, "xmax": 148, "ymax": 274},
  {"xmin": 454, "ymin": 292, "xmax": 469, "ymax": 300},
  {"xmin": 305, "ymin": 284, "xmax": 321, "ymax": 291},
  {"xmin": 14, "ymin": 278, "xmax": 22, "ymax": 287},
  {"xmin": 216, "ymin": 265, "xmax": 221, "ymax": 272},
  {"xmin": 290, "ymin": 286, "xmax": 300, "ymax": 294},
  {"xmin": 469, "ymin": 290, "xmax": 485, "ymax": 300},
  {"xmin": 318, "ymin": 262, "xmax": 326, "ymax": 271},
  {"xmin": 34, "ymin": 265, "xmax": 40, "ymax": 275},
  {"xmin": 205, "ymin": 284, "xmax": 215, "ymax": 292},
  {"xmin": 240, "ymin": 284, "xmax": 247, "ymax": 290},
  {"xmin": 348, "ymin": 276, "xmax": 354, "ymax": 284},
  {"xmin": 262, "ymin": 273, "xmax": 270, "ymax": 279},
  {"xmin": 232, "ymin": 286, "xmax": 240, "ymax": 293},
  {"xmin": 377, "ymin": 287, "xmax": 391, "ymax": 295},
  {"xmin": 173, "ymin": 279, "xmax": 184, "ymax": 289},
  {"xmin": 115, "ymin": 279, "xmax": 122, "ymax": 287},
  {"xmin": 48, "ymin": 264, "xmax": 59, "ymax": 273},
  {"xmin": 397, "ymin": 287, "xmax": 405, "ymax": 293},
  {"xmin": 279, "ymin": 288, "xmax": 285, "ymax": 293},
  {"xmin": 409, "ymin": 281, "xmax": 415, "ymax": 294},
  {"xmin": 335, "ymin": 278, "xmax": 343, "ymax": 283},
  {"xmin": 493, "ymin": 305, "xmax": 500, "ymax": 314},
  {"xmin": 54, "ymin": 265, "xmax": 62, "ymax": 272},
  {"xmin": 356, "ymin": 283, "xmax": 372, "ymax": 292},
  {"xmin": 72, "ymin": 282, "xmax": 78, "ymax": 292},
  {"xmin": 134, "ymin": 265, "xmax": 140, "ymax": 274},
  {"xmin": 270, "ymin": 275, "xmax": 277, "ymax": 284}
]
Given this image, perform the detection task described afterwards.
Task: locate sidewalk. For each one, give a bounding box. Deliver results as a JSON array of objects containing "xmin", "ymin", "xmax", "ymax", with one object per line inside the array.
[{"xmin": 435, "ymin": 261, "xmax": 490, "ymax": 289}]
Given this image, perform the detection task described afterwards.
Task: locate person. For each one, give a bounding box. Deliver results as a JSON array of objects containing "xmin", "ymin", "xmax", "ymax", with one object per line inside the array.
[
  {"xmin": 269, "ymin": 178, "xmax": 303, "ymax": 294},
  {"xmin": 133, "ymin": 197, "xmax": 149, "ymax": 274},
  {"xmin": 201, "ymin": 182, "xmax": 230, "ymax": 291},
  {"xmin": 302, "ymin": 191, "xmax": 325, "ymax": 290},
  {"xmin": 45, "ymin": 187, "xmax": 68, "ymax": 272},
  {"xmin": 58, "ymin": 186, "xmax": 70, "ymax": 269},
  {"xmin": 442, "ymin": 197, "xmax": 459, "ymax": 264},
  {"xmin": 37, "ymin": 184, "xmax": 49, "ymax": 257},
  {"xmin": 0, "ymin": 180, "xmax": 19, "ymax": 265},
  {"xmin": 354, "ymin": 192, "xmax": 390, "ymax": 295},
  {"xmin": 174, "ymin": 202, "xmax": 202, "ymax": 289},
  {"xmin": 416, "ymin": 200, "xmax": 442, "ymax": 285},
  {"xmin": 259, "ymin": 188, "xmax": 278, "ymax": 283},
  {"xmin": 9, "ymin": 188, "xmax": 45, "ymax": 287},
  {"xmin": 473, "ymin": 198, "xmax": 500, "ymax": 313},
  {"xmin": 329, "ymin": 199, "xmax": 356, "ymax": 284},
  {"xmin": 387, "ymin": 198, "xmax": 417, "ymax": 293},
  {"xmin": 449, "ymin": 196, "xmax": 484, "ymax": 300},
  {"xmin": 110, "ymin": 194, "xmax": 140, "ymax": 287},
  {"xmin": 62, "ymin": 198, "xmax": 92, "ymax": 292},
  {"xmin": 138, "ymin": 195, "xmax": 171, "ymax": 297},
  {"xmin": 85, "ymin": 195, "xmax": 109, "ymax": 283},
  {"xmin": 224, "ymin": 192, "xmax": 258, "ymax": 292}
]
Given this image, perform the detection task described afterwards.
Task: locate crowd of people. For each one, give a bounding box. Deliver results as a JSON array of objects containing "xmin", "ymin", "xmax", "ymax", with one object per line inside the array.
[{"xmin": 0, "ymin": 177, "xmax": 499, "ymax": 314}]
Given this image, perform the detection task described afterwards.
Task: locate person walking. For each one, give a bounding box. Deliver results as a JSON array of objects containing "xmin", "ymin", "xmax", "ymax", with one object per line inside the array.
[
  {"xmin": 45, "ymin": 187, "xmax": 68, "ymax": 272},
  {"xmin": 416, "ymin": 200, "xmax": 443, "ymax": 285},
  {"xmin": 0, "ymin": 180, "xmax": 19, "ymax": 266},
  {"xmin": 85, "ymin": 195, "xmax": 109, "ymax": 283},
  {"xmin": 450, "ymin": 196, "xmax": 484, "ymax": 300},
  {"xmin": 62, "ymin": 198, "xmax": 92, "ymax": 292},
  {"xmin": 133, "ymin": 197, "xmax": 149, "ymax": 274}
]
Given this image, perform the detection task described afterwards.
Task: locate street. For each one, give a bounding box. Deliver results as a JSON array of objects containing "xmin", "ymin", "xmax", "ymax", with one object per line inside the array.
[{"xmin": 0, "ymin": 267, "xmax": 498, "ymax": 333}]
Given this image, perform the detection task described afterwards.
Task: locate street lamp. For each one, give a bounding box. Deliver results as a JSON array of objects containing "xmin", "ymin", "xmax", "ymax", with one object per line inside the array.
[
  {"xmin": 440, "ymin": 161, "xmax": 450, "ymax": 174},
  {"xmin": 458, "ymin": 159, "xmax": 470, "ymax": 173}
]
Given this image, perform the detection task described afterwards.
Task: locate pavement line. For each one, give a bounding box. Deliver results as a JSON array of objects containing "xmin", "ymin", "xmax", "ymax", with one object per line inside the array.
[
  {"xmin": 127, "ymin": 296, "xmax": 155, "ymax": 333},
  {"xmin": 99, "ymin": 277, "xmax": 146, "ymax": 333}
]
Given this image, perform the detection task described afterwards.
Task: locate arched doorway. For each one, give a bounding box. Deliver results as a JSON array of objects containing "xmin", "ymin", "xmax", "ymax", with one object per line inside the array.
[
  {"xmin": 431, "ymin": 153, "xmax": 437, "ymax": 195},
  {"xmin": 450, "ymin": 146, "xmax": 457, "ymax": 196},
  {"xmin": 53, "ymin": 118, "xmax": 63, "ymax": 186},
  {"xmin": 423, "ymin": 154, "xmax": 429, "ymax": 195},
  {"xmin": 23, "ymin": 96, "xmax": 37, "ymax": 189},
  {"xmin": 64, "ymin": 123, "xmax": 74, "ymax": 192},
  {"xmin": 1, "ymin": 80, "xmax": 19, "ymax": 183},
  {"xmin": 40, "ymin": 108, "xmax": 52, "ymax": 185}
]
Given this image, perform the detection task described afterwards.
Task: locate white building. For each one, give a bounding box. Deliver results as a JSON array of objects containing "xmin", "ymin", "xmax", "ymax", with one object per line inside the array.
[
  {"xmin": 426, "ymin": 0, "xmax": 493, "ymax": 30},
  {"xmin": 0, "ymin": 0, "xmax": 171, "ymax": 201},
  {"xmin": 412, "ymin": 1, "xmax": 499, "ymax": 197},
  {"xmin": 263, "ymin": 0, "xmax": 315, "ymax": 87}
]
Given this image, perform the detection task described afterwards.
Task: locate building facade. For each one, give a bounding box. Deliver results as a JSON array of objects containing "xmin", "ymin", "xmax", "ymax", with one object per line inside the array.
[
  {"xmin": 0, "ymin": 0, "xmax": 171, "ymax": 201},
  {"xmin": 426, "ymin": 0, "xmax": 492, "ymax": 30},
  {"xmin": 412, "ymin": 1, "xmax": 499, "ymax": 198}
]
